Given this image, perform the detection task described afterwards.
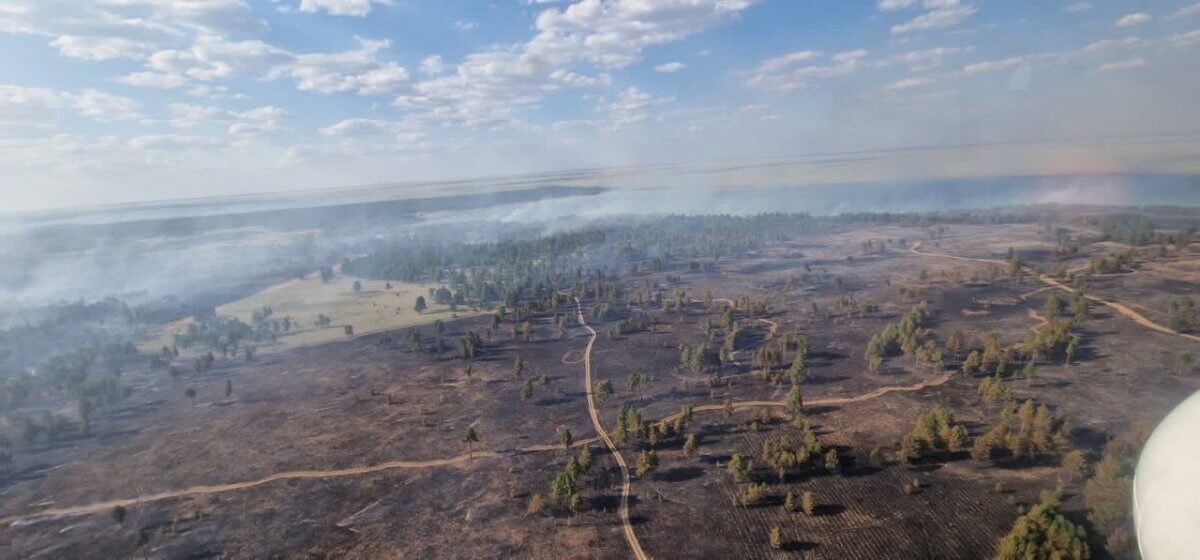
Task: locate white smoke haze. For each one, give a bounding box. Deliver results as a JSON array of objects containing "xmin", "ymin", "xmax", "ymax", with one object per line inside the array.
[{"xmin": 1, "ymin": 158, "xmax": 1198, "ymax": 313}]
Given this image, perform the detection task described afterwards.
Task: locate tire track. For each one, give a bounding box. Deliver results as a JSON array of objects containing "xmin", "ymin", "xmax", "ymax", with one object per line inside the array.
[
  {"xmin": 575, "ymin": 297, "xmax": 650, "ymax": 560},
  {"xmin": 909, "ymin": 243, "xmax": 1200, "ymax": 344}
]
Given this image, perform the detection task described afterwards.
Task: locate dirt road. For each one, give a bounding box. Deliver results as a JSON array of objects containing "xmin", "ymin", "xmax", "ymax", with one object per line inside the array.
[
  {"xmin": 910, "ymin": 243, "xmax": 1200, "ymax": 344},
  {"xmin": 0, "ymin": 437, "xmax": 602, "ymax": 527},
  {"xmin": 575, "ymin": 297, "xmax": 650, "ymax": 560},
  {"xmin": 0, "ymin": 452, "xmax": 496, "ymax": 527},
  {"xmin": 658, "ymin": 372, "xmax": 953, "ymax": 424}
]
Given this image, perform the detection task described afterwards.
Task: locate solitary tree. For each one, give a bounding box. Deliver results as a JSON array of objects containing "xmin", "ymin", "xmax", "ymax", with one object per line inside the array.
[
  {"xmin": 462, "ymin": 426, "xmax": 480, "ymax": 460},
  {"xmin": 560, "ymin": 428, "xmax": 573, "ymax": 450},
  {"xmin": 728, "ymin": 453, "xmax": 752, "ymax": 481},
  {"xmin": 636, "ymin": 450, "xmax": 660, "ymax": 477},
  {"xmin": 520, "ymin": 380, "xmax": 533, "ymax": 401},
  {"xmin": 353, "ymin": 280, "xmax": 362, "ymax": 294},
  {"xmin": 801, "ymin": 491, "xmax": 816, "ymax": 516},
  {"xmin": 594, "ymin": 379, "xmax": 614, "ymax": 403},
  {"xmin": 770, "ymin": 526, "xmax": 783, "ymax": 550},
  {"xmin": 224, "ymin": 379, "xmax": 233, "ymax": 399},
  {"xmin": 787, "ymin": 352, "xmax": 807, "ymax": 384},
  {"xmin": 787, "ymin": 385, "xmax": 804, "ymax": 418},
  {"xmin": 414, "ymin": 296, "xmax": 427, "ymax": 314},
  {"xmin": 184, "ymin": 387, "xmax": 197, "ymax": 400},
  {"xmin": 683, "ymin": 433, "xmax": 698, "ymax": 457},
  {"xmin": 513, "ymin": 356, "xmax": 525, "ymax": 378}
]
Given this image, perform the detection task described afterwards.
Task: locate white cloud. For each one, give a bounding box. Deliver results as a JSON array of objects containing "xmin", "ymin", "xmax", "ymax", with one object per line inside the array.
[
  {"xmin": 1095, "ymin": 57, "xmax": 1146, "ymax": 73},
  {"xmin": 394, "ymin": 0, "xmax": 754, "ymax": 127},
  {"xmin": 961, "ymin": 28, "xmax": 1196, "ymax": 77},
  {"xmin": 1175, "ymin": 3, "xmax": 1200, "ymax": 18},
  {"xmin": 128, "ymin": 133, "xmax": 227, "ymax": 151},
  {"xmin": 318, "ymin": 118, "xmax": 420, "ymax": 138},
  {"xmin": 298, "ymin": 0, "xmax": 391, "ymax": 17},
  {"xmin": 746, "ymin": 50, "xmax": 864, "ymax": 92},
  {"xmin": 654, "ymin": 62, "xmax": 687, "ymax": 73},
  {"xmin": 1115, "ymin": 13, "xmax": 1152, "ymax": 28},
  {"xmin": 420, "ymin": 55, "xmax": 446, "ymax": 76},
  {"xmin": 892, "ymin": 5, "xmax": 977, "ymax": 34},
  {"xmin": 168, "ymin": 102, "xmax": 287, "ymax": 135},
  {"xmin": 119, "ymin": 70, "xmax": 188, "ymax": 88},
  {"xmin": 124, "ymin": 35, "xmax": 406, "ymax": 95},
  {"xmin": 755, "ymin": 50, "xmax": 822, "ymax": 74},
  {"xmin": 877, "ymin": 0, "xmax": 963, "ymax": 11},
  {"xmin": 885, "ymin": 76, "xmax": 931, "ymax": 91},
  {"xmin": 454, "ymin": 20, "xmax": 478, "ymax": 32},
  {"xmin": 875, "ymin": 46, "xmax": 972, "ymax": 71},
  {"xmin": 833, "ymin": 49, "xmax": 869, "ymax": 63},
  {"xmin": 0, "ymin": 84, "xmax": 141, "ymax": 124},
  {"xmin": 602, "ymin": 86, "xmax": 673, "ymax": 128},
  {"xmin": 1064, "ymin": 2, "xmax": 1092, "ymax": 14},
  {"xmin": 528, "ymin": 0, "xmax": 757, "ymax": 68},
  {"xmin": 72, "ymin": 89, "xmax": 142, "ymax": 120},
  {"xmin": 276, "ymin": 38, "xmax": 409, "ymax": 95},
  {"xmin": 50, "ymin": 35, "xmax": 157, "ymax": 61}
]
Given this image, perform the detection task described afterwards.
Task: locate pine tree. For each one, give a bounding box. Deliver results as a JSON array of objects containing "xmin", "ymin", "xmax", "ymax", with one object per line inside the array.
[
  {"xmin": 636, "ymin": 450, "xmax": 659, "ymax": 477},
  {"xmin": 801, "ymin": 491, "xmax": 815, "ymax": 516},
  {"xmin": 787, "ymin": 384, "xmax": 804, "ymax": 417},
  {"xmin": 683, "ymin": 433, "xmax": 698, "ymax": 457},
  {"xmin": 462, "ymin": 426, "xmax": 480, "ymax": 459}
]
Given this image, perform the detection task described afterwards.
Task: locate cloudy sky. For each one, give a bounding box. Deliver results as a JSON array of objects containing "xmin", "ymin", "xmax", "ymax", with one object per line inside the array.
[{"xmin": 1, "ymin": 0, "xmax": 1198, "ymax": 212}]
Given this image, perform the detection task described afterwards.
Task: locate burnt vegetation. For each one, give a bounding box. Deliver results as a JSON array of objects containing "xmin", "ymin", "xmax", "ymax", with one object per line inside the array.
[{"xmin": 0, "ymin": 201, "xmax": 1197, "ymax": 559}]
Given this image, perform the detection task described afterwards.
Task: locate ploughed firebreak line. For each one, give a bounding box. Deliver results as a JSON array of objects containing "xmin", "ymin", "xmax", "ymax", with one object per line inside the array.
[
  {"xmin": 574, "ymin": 296, "xmax": 650, "ymax": 560},
  {"xmin": 909, "ymin": 243, "xmax": 1200, "ymax": 344},
  {"xmin": 0, "ymin": 438, "xmax": 599, "ymax": 527}
]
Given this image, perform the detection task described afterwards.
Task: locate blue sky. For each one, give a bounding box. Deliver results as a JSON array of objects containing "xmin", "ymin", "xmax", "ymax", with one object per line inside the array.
[{"xmin": 1, "ymin": 0, "xmax": 1198, "ymax": 212}]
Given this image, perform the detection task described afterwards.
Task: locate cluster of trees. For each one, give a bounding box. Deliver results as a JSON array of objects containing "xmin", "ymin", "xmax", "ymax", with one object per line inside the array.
[
  {"xmin": 1086, "ymin": 250, "xmax": 1137, "ymax": 274},
  {"xmin": 864, "ymin": 301, "xmax": 937, "ymax": 373},
  {"xmin": 994, "ymin": 490, "xmax": 1090, "ymax": 560},
  {"xmin": 679, "ymin": 343, "xmax": 722, "ymax": 374},
  {"xmin": 899, "ymin": 406, "xmax": 968, "ymax": 462},
  {"xmin": 750, "ymin": 330, "xmax": 808, "ymax": 383},
  {"xmin": 1168, "ymin": 296, "xmax": 1200, "ymax": 333},
  {"xmin": 537, "ymin": 445, "xmax": 595, "ymax": 516},
  {"xmin": 1022, "ymin": 320, "xmax": 1083, "ymax": 365},
  {"xmin": 1083, "ymin": 423, "xmax": 1151, "ymax": 557},
  {"xmin": 977, "ymin": 375, "xmax": 1015, "ymax": 408},
  {"xmin": 972, "ymin": 400, "xmax": 1071, "ymax": 465},
  {"xmin": 759, "ymin": 422, "xmax": 831, "ymax": 481},
  {"xmin": 609, "ymin": 311, "xmax": 653, "ymax": 338},
  {"xmin": 1094, "ymin": 215, "xmax": 1156, "ymax": 246},
  {"xmin": 962, "ymin": 324, "xmax": 1080, "ymax": 379},
  {"xmin": 12, "ymin": 410, "xmax": 77, "ymax": 446},
  {"xmin": 1042, "ymin": 291, "xmax": 1089, "ymax": 324},
  {"xmin": 458, "ymin": 331, "xmax": 483, "ymax": 360}
]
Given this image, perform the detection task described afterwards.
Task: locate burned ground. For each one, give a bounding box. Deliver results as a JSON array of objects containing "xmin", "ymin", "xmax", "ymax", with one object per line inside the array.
[{"xmin": 1, "ymin": 218, "xmax": 1197, "ymax": 559}]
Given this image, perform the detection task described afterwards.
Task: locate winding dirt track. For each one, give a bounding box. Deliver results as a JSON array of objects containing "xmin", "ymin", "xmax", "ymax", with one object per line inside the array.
[
  {"xmin": 574, "ymin": 297, "xmax": 649, "ymax": 560},
  {"xmin": 910, "ymin": 244, "xmax": 1200, "ymax": 344},
  {"xmin": 0, "ymin": 452, "xmax": 497, "ymax": 526},
  {"xmin": 0, "ymin": 437, "xmax": 601, "ymax": 528},
  {"xmin": 658, "ymin": 372, "xmax": 952, "ymax": 424}
]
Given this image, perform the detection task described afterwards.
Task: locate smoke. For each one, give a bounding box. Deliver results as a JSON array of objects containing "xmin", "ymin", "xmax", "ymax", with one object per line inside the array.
[{"xmin": 1, "ymin": 172, "xmax": 1197, "ymax": 314}]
